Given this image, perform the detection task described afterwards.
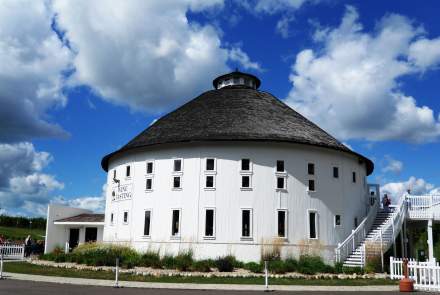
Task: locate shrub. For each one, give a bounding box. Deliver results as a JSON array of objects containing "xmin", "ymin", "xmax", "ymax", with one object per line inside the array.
[
  {"xmin": 296, "ymin": 255, "xmax": 333, "ymax": 275},
  {"xmin": 191, "ymin": 260, "xmax": 212, "ymax": 272},
  {"xmin": 343, "ymin": 266, "xmax": 364, "ymax": 274},
  {"xmin": 215, "ymin": 255, "xmax": 236, "ymax": 272},
  {"xmin": 140, "ymin": 251, "xmax": 162, "ymax": 268},
  {"xmin": 174, "ymin": 251, "xmax": 193, "ymax": 271},
  {"xmin": 71, "ymin": 243, "xmax": 139, "ymax": 267},
  {"xmin": 244, "ymin": 262, "xmax": 263, "ymax": 273},
  {"xmin": 161, "ymin": 255, "xmax": 176, "ymax": 269},
  {"xmin": 268, "ymin": 260, "xmax": 287, "ymax": 274},
  {"xmin": 284, "ymin": 258, "xmax": 298, "ymax": 272},
  {"xmin": 365, "ymin": 256, "xmax": 382, "ymax": 273}
]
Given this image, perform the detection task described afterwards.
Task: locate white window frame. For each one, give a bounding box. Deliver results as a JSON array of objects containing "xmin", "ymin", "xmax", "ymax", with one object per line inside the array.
[
  {"xmin": 240, "ymin": 208, "xmax": 253, "ymax": 240},
  {"xmin": 171, "ymin": 208, "xmax": 182, "ymax": 239},
  {"xmin": 145, "ymin": 177, "xmax": 153, "ymax": 192},
  {"xmin": 204, "ymin": 175, "xmax": 216, "ymax": 190},
  {"xmin": 275, "ymin": 160, "xmax": 285, "ymax": 173},
  {"xmin": 307, "ymin": 179, "xmax": 316, "ymax": 192},
  {"xmin": 205, "ymin": 158, "xmax": 217, "ymax": 173},
  {"xmin": 203, "ymin": 208, "xmax": 216, "ymax": 240},
  {"xmin": 143, "ymin": 209, "xmax": 152, "ymax": 238},
  {"xmin": 172, "ymin": 158, "xmax": 183, "ymax": 174},
  {"xmin": 125, "ymin": 165, "xmax": 132, "ymax": 179},
  {"xmin": 110, "ymin": 212, "xmax": 114, "ymax": 225},
  {"xmin": 240, "ymin": 175, "xmax": 252, "ymax": 190},
  {"xmin": 276, "ymin": 209, "xmax": 288, "ymax": 239},
  {"xmin": 146, "ymin": 160, "xmax": 154, "ymax": 175},
  {"xmin": 172, "ymin": 175, "xmax": 182, "ymax": 190},
  {"xmin": 334, "ymin": 214, "xmax": 342, "ymax": 227},
  {"xmin": 123, "ymin": 211, "xmax": 129, "ymax": 225},
  {"xmin": 307, "ymin": 209, "xmax": 318, "ymax": 240},
  {"xmin": 276, "ymin": 175, "xmax": 287, "ymax": 191},
  {"xmin": 307, "ymin": 162, "xmax": 315, "ymax": 176},
  {"xmin": 240, "ymin": 158, "xmax": 252, "ymax": 173}
]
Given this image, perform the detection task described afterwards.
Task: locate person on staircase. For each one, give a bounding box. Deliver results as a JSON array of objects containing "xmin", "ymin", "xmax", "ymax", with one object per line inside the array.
[{"xmin": 382, "ymin": 194, "xmax": 391, "ymax": 212}]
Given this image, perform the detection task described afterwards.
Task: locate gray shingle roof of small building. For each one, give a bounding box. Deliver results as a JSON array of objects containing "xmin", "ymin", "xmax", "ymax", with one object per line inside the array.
[
  {"xmin": 101, "ymin": 88, "xmax": 374, "ymax": 175},
  {"xmin": 55, "ymin": 214, "xmax": 104, "ymax": 223}
]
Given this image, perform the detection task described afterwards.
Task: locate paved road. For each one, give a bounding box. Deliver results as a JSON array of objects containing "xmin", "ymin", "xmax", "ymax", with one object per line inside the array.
[{"xmin": 0, "ymin": 279, "xmax": 429, "ymax": 295}]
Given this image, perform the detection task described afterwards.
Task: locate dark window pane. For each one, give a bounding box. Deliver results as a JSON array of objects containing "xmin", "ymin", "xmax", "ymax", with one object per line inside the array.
[
  {"xmin": 173, "ymin": 176, "xmax": 181, "ymax": 188},
  {"xmin": 308, "ymin": 163, "xmax": 314, "ymax": 175},
  {"xmin": 206, "ymin": 176, "xmax": 214, "ymax": 188},
  {"xmin": 205, "ymin": 210, "xmax": 214, "ymax": 236},
  {"xmin": 126, "ymin": 166, "xmax": 131, "ymax": 177},
  {"xmin": 333, "ymin": 167, "xmax": 339, "ymax": 178},
  {"xmin": 308, "ymin": 179, "xmax": 315, "ymax": 191},
  {"xmin": 124, "ymin": 212, "xmax": 128, "ymax": 223},
  {"xmin": 242, "ymin": 210, "xmax": 250, "ymax": 237},
  {"xmin": 354, "ymin": 217, "xmax": 358, "ymax": 228},
  {"xmin": 147, "ymin": 162, "xmax": 153, "ymax": 174},
  {"xmin": 309, "ymin": 212, "xmax": 316, "ymax": 239},
  {"xmin": 278, "ymin": 211, "xmax": 286, "ymax": 237},
  {"xmin": 277, "ymin": 177, "xmax": 284, "ymax": 189},
  {"xmin": 206, "ymin": 159, "xmax": 215, "ymax": 171},
  {"xmin": 335, "ymin": 215, "xmax": 341, "ymax": 226},
  {"xmin": 113, "ymin": 170, "xmax": 116, "ymax": 179},
  {"xmin": 172, "ymin": 210, "xmax": 180, "ymax": 235},
  {"xmin": 352, "ymin": 172, "xmax": 356, "ymax": 183},
  {"xmin": 276, "ymin": 160, "xmax": 284, "ymax": 172},
  {"xmin": 241, "ymin": 159, "xmax": 250, "ymax": 171},
  {"xmin": 144, "ymin": 211, "xmax": 151, "ymax": 236},
  {"xmin": 242, "ymin": 176, "xmax": 250, "ymax": 188},
  {"xmin": 146, "ymin": 178, "xmax": 152, "ymax": 190},
  {"xmin": 110, "ymin": 213, "xmax": 114, "ymax": 223},
  {"xmin": 174, "ymin": 160, "xmax": 182, "ymax": 172}
]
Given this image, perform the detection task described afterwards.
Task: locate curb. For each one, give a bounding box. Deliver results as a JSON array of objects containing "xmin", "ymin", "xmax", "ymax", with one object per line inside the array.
[{"xmin": 3, "ymin": 272, "xmax": 398, "ymax": 292}]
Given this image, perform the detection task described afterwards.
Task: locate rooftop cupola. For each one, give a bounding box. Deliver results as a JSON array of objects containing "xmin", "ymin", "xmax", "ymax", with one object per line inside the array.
[{"xmin": 213, "ymin": 70, "xmax": 261, "ymax": 90}]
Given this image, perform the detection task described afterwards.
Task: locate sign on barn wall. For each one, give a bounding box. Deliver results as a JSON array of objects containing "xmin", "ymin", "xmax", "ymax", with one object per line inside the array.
[{"xmin": 111, "ymin": 184, "xmax": 132, "ymax": 202}]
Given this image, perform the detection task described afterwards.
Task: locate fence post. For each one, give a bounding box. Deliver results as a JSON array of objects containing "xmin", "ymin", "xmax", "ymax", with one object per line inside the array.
[
  {"xmin": 21, "ymin": 244, "xmax": 25, "ymax": 260},
  {"xmin": 264, "ymin": 260, "xmax": 269, "ymax": 291},
  {"xmin": 114, "ymin": 257, "xmax": 120, "ymax": 288},
  {"xmin": 380, "ymin": 228, "xmax": 384, "ymax": 273}
]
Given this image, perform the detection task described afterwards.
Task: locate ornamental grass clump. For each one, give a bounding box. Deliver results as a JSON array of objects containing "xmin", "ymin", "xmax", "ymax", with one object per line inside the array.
[
  {"xmin": 71, "ymin": 243, "xmax": 139, "ymax": 267},
  {"xmin": 215, "ymin": 255, "xmax": 236, "ymax": 272},
  {"xmin": 296, "ymin": 255, "xmax": 334, "ymax": 275},
  {"xmin": 140, "ymin": 251, "xmax": 162, "ymax": 268},
  {"xmin": 244, "ymin": 262, "xmax": 263, "ymax": 273},
  {"xmin": 174, "ymin": 250, "xmax": 194, "ymax": 271}
]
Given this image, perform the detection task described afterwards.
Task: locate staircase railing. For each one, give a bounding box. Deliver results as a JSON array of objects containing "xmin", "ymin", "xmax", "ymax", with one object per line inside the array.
[
  {"xmin": 335, "ymin": 194, "xmax": 379, "ymax": 263},
  {"xmin": 367, "ymin": 194, "xmax": 407, "ymax": 255}
]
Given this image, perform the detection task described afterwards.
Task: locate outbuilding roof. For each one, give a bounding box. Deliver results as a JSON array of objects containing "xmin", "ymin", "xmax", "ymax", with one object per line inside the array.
[
  {"xmin": 101, "ymin": 79, "xmax": 374, "ymax": 175},
  {"xmin": 55, "ymin": 213, "xmax": 105, "ymax": 223}
]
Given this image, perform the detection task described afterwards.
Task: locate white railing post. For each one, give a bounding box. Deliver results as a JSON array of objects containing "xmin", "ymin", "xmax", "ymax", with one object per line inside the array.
[
  {"xmin": 380, "ymin": 228, "xmax": 384, "ymax": 273},
  {"xmin": 114, "ymin": 257, "xmax": 120, "ymax": 288},
  {"xmin": 21, "ymin": 244, "xmax": 25, "ymax": 260},
  {"xmin": 264, "ymin": 260, "xmax": 269, "ymax": 291}
]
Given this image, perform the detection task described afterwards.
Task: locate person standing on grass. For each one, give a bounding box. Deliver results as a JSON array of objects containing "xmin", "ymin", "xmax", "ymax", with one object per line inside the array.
[{"xmin": 24, "ymin": 235, "xmax": 32, "ymax": 257}]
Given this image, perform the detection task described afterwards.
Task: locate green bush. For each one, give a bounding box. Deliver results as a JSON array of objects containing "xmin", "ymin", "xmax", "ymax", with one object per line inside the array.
[
  {"xmin": 244, "ymin": 262, "xmax": 263, "ymax": 273},
  {"xmin": 365, "ymin": 256, "xmax": 382, "ymax": 273},
  {"xmin": 268, "ymin": 260, "xmax": 287, "ymax": 274},
  {"xmin": 215, "ymin": 255, "xmax": 236, "ymax": 272},
  {"xmin": 70, "ymin": 243, "xmax": 139, "ymax": 267},
  {"xmin": 140, "ymin": 251, "xmax": 162, "ymax": 268},
  {"xmin": 161, "ymin": 255, "xmax": 176, "ymax": 269},
  {"xmin": 296, "ymin": 255, "xmax": 333, "ymax": 275},
  {"xmin": 343, "ymin": 266, "xmax": 364, "ymax": 274},
  {"xmin": 284, "ymin": 258, "xmax": 298, "ymax": 272},
  {"xmin": 174, "ymin": 251, "xmax": 193, "ymax": 271},
  {"xmin": 191, "ymin": 260, "xmax": 212, "ymax": 272},
  {"xmin": 334, "ymin": 262, "xmax": 343, "ymax": 273}
]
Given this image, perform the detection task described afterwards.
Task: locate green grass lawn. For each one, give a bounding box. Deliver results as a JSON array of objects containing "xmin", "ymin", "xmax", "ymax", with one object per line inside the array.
[
  {"xmin": 0, "ymin": 226, "xmax": 45, "ymax": 241},
  {"xmin": 4, "ymin": 262, "xmax": 398, "ymax": 286}
]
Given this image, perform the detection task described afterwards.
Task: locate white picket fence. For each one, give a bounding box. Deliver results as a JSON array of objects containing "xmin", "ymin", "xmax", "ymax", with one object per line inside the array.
[
  {"xmin": 390, "ymin": 257, "xmax": 440, "ymax": 292},
  {"xmin": 0, "ymin": 243, "xmax": 25, "ymax": 260}
]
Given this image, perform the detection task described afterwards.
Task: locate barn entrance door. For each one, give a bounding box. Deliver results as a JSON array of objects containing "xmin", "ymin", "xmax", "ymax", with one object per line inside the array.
[{"xmin": 69, "ymin": 228, "xmax": 80, "ymax": 250}]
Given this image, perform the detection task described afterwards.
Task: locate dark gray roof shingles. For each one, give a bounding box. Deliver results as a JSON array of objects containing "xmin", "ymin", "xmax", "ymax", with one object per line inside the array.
[
  {"xmin": 55, "ymin": 213, "xmax": 104, "ymax": 223},
  {"xmin": 102, "ymin": 88, "xmax": 373, "ymax": 174}
]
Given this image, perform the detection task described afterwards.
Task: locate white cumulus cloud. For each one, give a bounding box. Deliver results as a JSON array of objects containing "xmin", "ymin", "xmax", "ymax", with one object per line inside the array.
[
  {"xmin": 381, "ymin": 176, "xmax": 439, "ymax": 199},
  {"xmin": 382, "ymin": 156, "xmax": 403, "ymax": 175},
  {"xmin": 286, "ymin": 6, "xmax": 440, "ymax": 143}
]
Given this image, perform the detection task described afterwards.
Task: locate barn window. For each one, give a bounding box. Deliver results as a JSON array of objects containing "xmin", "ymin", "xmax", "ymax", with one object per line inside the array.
[
  {"xmin": 146, "ymin": 162, "xmax": 154, "ymax": 174},
  {"xmin": 173, "ymin": 159, "xmax": 182, "ymax": 172},
  {"xmin": 173, "ymin": 176, "xmax": 181, "ymax": 189},
  {"xmin": 308, "ymin": 179, "xmax": 315, "ymax": 192},
  {"xmin": 276, "ymin": 160, "xmax": 285, "ymax": 172},
  {"xmin": 146, "ymin": 178, "xmax": 153, "ymax": 190},
  {"xmin": 277, "ymin": 177, "xmax": 286, "ymax": 189},
  {"xmin": 126, "ymin": 165, "xmax": 131, "ymax": 177},
  {"xmin": 241, "ymin": 159, "xmax": 251, "ymax": 171},
  {"xmin": 205, "ymin": 175, "xmax": 215, "ymax": 188},
  {"xmin": 171, "ymin": 209, "xmax": 180, "ymax": 237},
  {"xmin": 308, "ymin": 163, "xmax": 315, "ymax": 175},
  {"xmin": 241, "ymin": 209, "xmax": 252, "ymax": 238},
  {"xmin": 144, "ymin": 211, "xmax": 151, "ymax": 236},
  {"xmin": 308, "ymin": 211, "xmax": 318, "ymax": 239},
  {"xmin": 241, "ymin": 175, "xmax": 250, "ymax": 188},
  {"xmin": 277, "ymin": 210, "xmax": 287, "ymax": 238},
  {"xmin": 123, "ymin": 211, "xmax": 129, "ymax": 224},
  {"xmin": 333, "ymin": 167, "xmax": 339, "ymax": 178},
  {"xmin": 204, "ymin": 209, "xmax": 215, "ymax": 238},
  {"xmin": 352, "ymin": 171, "xmax": 357, "ymax": 183},
  {"xmin": 335, "ymin": 215, "xmax": 341, "ymax": 226},
  {"xmin": 110, "ymin": 213, "xmax": 114, "ymax": 225},
  {"xmin": 206, "ymin": 158, "xmax": 215, "ymax": 171}
]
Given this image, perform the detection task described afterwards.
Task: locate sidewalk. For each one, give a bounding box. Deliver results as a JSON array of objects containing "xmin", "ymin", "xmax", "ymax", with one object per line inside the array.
[{"xmin": 3, "ymin": 272, "xmax": 398, "ymax": 292}]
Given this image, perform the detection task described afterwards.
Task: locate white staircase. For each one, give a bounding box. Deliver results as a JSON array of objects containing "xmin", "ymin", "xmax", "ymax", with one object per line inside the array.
[
  {"xmin": 343, "ymin": 209, "xmax": 394, "ymax": 267},
  {"xmin": 336, "ymin": 193, "xmax": 407, "ymax": 268}
]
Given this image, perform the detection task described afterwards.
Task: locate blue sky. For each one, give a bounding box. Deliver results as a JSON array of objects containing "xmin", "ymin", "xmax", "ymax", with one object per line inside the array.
[{"xmin": 1, "ymin": 0, "xmax": 440, "ymax": 216}]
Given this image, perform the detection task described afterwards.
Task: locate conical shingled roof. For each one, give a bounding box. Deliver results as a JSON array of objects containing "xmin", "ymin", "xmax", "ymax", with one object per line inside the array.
[{"xmin": 101, "ymin": 88, "xmax": 374, "ymax": 175}]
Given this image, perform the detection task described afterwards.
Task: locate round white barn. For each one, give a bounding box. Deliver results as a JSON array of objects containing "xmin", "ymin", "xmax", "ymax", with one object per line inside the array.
[{"xmin": 101, "ymin": 71, "xmax": 374, "ymax": 263}]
